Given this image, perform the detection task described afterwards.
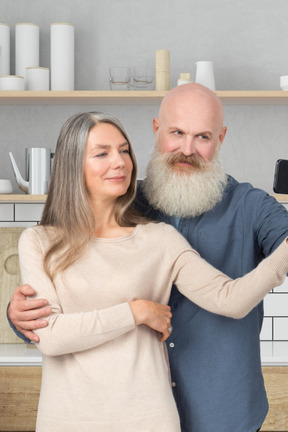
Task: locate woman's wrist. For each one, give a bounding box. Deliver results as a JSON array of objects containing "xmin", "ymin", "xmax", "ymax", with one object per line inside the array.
[{"xmin": 129, "ymin": 299, "xmax": 147, "ymax": 326}]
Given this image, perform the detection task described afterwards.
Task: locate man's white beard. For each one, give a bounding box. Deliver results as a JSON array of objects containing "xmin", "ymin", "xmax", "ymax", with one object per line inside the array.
[{"xmin": 143, "ymin": 148, "xmax": 227, "ymax": 218}]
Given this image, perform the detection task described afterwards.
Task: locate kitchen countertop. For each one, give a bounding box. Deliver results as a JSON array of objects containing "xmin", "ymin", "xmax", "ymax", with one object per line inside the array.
[
  {"xmin": 0, "ymin": 343, "xmax": 42, "ymax": 366},
  {"xmin": 1, "ymin": 341, "xmax": 288, "ymax": 366}
]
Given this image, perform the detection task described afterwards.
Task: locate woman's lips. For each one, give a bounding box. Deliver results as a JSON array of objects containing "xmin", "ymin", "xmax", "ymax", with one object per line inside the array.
[{"xmin": 106, "ymin": 176, "xmax": 126, "ymax": 182}]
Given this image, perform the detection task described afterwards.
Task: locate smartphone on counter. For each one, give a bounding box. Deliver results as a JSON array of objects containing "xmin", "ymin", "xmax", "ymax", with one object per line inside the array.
[{"xmin": 273, "ymin": 159, "xmax": 288, "ymax": 194}]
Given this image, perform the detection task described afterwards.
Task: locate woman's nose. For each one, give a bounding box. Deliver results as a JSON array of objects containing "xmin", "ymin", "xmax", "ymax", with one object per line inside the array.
[{"xmin": 111, "ymin": 152, "xmax": 125, "ymax": 168}]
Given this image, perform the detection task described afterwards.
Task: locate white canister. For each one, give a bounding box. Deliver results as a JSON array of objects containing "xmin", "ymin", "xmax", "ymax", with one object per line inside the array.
[
  {"xmin": 50, "ymin": 23, "xmax": 74, "ymax": 91},
  {"xmin": 15, "ymin": 23, "xmax": 39, "ymax": 86},
  {"xmin": 26, "ymin": 67, "xmax": 50, "ymax": 90},
  {"xmin": 0, "ymin": 23, "xmax": 10, "ymax": 75},
  {"xmin": 0, "ymin": 75, "xmax": 24, "ymax": 90},
  {"xmin": 195, "ymin": 61, "xmax": 216, "ymax": 91}
]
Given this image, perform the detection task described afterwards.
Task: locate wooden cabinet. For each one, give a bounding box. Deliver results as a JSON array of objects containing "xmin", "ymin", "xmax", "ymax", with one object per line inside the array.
[
  {"xmin": 0, "ymin": 366, "xmax": 287, "ymax": 432},
  {"xmin": 0, "ymin": 366, "xmax": 41, "ymax": 432},
  {"xmin": 262, "ymin": 367, "xmax": 288, "ymax": 431}
]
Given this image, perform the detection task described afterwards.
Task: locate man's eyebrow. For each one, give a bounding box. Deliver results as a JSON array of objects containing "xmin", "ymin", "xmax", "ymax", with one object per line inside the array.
[{"xmin": 167, "ymin": 126, "xmax": 184, "ymax": 131}]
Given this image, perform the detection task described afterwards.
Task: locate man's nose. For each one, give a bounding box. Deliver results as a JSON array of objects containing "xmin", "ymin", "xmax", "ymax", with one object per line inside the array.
[{"xmin": 180, "ymin": 137, "xmax": 196, "ymax": 156}]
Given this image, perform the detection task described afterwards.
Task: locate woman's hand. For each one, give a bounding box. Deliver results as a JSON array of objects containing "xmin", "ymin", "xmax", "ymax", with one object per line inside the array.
[{"xmin": 129, "ymin": 299, "xmax": 172, "ymax": 342}]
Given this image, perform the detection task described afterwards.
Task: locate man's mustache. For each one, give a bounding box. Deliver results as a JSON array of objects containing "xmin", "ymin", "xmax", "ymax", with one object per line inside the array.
[{"xmin": 165, "ymin": 153, "xmax": 208, "ymax": 171}]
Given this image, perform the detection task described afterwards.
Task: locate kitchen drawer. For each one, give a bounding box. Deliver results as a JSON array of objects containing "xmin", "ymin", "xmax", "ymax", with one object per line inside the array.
[
  {"xmin": 262, "ymin": 366, "xmax": 288, "ymax": 431},
  {"xmin": 0, "ymin": 366, "xmax": 41, "ymax": 431},
  {"xmin": 0, "ymin": 204, "xmax": 14, "ymax": 221},
  {"xmin": 14, "ymin": 204, "xmax": 44, "ymax": 222}
]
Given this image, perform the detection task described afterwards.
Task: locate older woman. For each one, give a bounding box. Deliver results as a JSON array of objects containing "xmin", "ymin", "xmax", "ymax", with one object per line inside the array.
[{"xmin": 18, "ymin": 112, "xmax": 288, "ymax": 432}]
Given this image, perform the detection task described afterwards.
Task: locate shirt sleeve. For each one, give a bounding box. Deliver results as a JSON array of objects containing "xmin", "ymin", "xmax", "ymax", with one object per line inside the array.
[
  {"xmin": 248, "ymin": 188, "xmax": 288, "ymax": 255},
  {"xmin": 18, "ymin": 228, "xmax": 136, "ymax": 357},
  {"xmin": 164, "ymin": 224, "xmax": 288, "ymax": 319},
  {"xmin": 6, "ymin": 303, "xmax": 32, "ymax": 344}
]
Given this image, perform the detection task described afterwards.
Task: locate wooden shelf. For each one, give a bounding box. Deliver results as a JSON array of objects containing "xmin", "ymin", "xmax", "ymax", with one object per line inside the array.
[
  {"xmin": 273, "ymin": 194, "xmax": 288, "ymax": 202},
  {"xmin": 0, "ymin": 194, "xmax": 46, "ymax": 202},
  {"xmin": 0, "ymin": 193, "xmax": 287, "ymax": 203},
  {"xmin": 0, "ymin": 90, "xmax": 288, "ymax": 105},
  {"xmin": 0, "ymin": 90, "xmax": 166, "ymax": 105}
]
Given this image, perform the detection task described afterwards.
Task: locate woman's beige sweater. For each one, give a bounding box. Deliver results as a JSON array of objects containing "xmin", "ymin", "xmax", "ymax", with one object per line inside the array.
[{"xmin": 19, "ymin": 222, "xmax": 288, "ymax": 432}]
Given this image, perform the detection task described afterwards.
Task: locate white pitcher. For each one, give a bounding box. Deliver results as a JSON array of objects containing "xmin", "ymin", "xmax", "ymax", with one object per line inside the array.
[{"xmin": 9, "ymin": 148, "xmax": 53, "ymax": 194}]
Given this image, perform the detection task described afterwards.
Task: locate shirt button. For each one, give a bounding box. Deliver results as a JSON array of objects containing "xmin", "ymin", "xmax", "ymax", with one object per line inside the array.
[
  {"xmin": 169, "ymin": 342, "xmax": 175, "ymax": 348},
  {"xmin": 172, "ymin": 382, "xmax": 176, "ymax": 387}
]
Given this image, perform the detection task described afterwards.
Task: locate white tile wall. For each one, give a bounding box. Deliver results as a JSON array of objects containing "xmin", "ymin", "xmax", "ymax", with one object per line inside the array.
[
  {"xmin": 0, "ymin": 201, "xmax": 287, "ymax": 343},
  {"xmin": 261, "ymin": 284, "xmax": 288, "ymax": 341},
  {"xmin": 273, "ymin": 317, "xmax": 288, "ymax": 341},
  {"xmin": 264, "ymin": 292, "xmax": 288, "ymax": 316},
  {"xmin": 260, "ymin": 317, "xmax": 273, "ymax": 340}
]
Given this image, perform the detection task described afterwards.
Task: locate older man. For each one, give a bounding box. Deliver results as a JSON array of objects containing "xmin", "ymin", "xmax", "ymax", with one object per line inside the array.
[{"xmin": 8, "ymin": 84, "xmax": 288, "ymax": 432}]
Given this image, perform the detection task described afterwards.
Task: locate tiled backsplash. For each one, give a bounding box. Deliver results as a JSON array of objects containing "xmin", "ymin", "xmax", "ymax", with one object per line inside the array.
[{"xmin": 1, "ymin": 201, "xmax": 288, "ymax": 343}]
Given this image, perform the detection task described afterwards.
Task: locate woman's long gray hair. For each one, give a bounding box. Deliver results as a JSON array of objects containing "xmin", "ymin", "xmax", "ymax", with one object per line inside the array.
[{"xmin": 41, "ymin": 111, "xmax": 145, "ymax": 278}]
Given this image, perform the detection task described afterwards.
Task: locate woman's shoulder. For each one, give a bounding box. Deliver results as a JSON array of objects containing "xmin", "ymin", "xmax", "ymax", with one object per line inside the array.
[
  {"xmin": 138, "ymin": 222, "xmax": 197, "ymax": 259},
  {"xmin": 20, "ymin": 225, "xmax": 59, "ymax": 247},
  {"xmin": 140, "ymin": 221, "xmax": 191, "ymax": 245},
  {"xmin": 139, "ymin": 221, "xmax": 176, "ymax": 234}
]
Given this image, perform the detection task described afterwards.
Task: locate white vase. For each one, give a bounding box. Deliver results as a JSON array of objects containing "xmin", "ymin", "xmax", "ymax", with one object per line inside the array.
[
  {"xmin": 195, "ymin": 61, "xmax": 215, "ymax": 91},
  {"xmin": 0, "ymin": 23, "xmax": 10, "ymax": 76},
  {"xmin": 50, "ymin": 23, "xmax": 74, "ymax": 91},
  {"xmin": 15, "ymin": 23, "xmax": 39, "ymax": 88}
]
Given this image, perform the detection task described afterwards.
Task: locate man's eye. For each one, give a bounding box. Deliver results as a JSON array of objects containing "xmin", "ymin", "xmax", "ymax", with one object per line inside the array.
[
  {"xmin": 174, "ymin": 130, "xmax": 183, "ymax": 136},
  {"xmin": 199, "ymin": 135, "xmax": 209, "ymax": 140}
]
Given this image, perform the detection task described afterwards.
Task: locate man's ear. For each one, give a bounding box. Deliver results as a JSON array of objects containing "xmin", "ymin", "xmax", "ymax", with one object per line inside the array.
[
  {"xmin": 152, "ymin": 118, "xmax": 159, "ymax": 134},
  {"xmin": 219, "ymin": 126, "xmax": 227, "ymax": 147}
]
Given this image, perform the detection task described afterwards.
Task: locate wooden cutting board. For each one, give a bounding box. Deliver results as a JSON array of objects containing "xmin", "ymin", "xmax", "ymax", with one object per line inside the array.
[{"xmin": 0, "ymin": 228, "xmax": 25, "ymax": 343}]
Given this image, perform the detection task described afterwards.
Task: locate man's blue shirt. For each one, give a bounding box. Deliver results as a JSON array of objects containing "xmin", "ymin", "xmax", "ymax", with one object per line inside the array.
[{"xmin": 135, "ymin": 175, "xmax": 288, "ymax": 432}]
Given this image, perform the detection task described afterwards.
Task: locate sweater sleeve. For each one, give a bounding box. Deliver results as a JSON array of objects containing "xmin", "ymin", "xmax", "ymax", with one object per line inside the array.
[
  {"xmin": 165, "ymin": 226, "xmax": 288, "ymax": 319},
  {"xmin": 18, "ymin": 228, "xmax": 136, "ymax": 356}
]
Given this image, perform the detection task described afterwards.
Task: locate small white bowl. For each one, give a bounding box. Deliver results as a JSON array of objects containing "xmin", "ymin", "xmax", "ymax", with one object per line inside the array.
[
  {"xmin": 0, "ymin": 75, "xmax": 25, "ymax": 91},
  {"xmin": 280, "ymin": 75, "xmax": 288, "ymax": 91},
  {"xmin": 0, "ymin": 179, "xmax": 13, "ymax": 194}
]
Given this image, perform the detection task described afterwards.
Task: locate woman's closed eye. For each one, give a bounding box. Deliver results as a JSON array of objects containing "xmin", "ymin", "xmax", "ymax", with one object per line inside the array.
[{"xmin": 96, "ymin": 153, "xmax": 107, "ymax": 158}]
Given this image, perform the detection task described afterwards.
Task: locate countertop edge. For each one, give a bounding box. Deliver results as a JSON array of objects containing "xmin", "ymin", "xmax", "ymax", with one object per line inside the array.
[{"xmin": 1, "ymin": 341, "xmax": 288, "ymax": 367}]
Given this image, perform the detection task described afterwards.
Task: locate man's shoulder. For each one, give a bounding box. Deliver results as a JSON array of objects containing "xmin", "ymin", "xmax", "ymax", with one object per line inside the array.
[
  {"xmin": 224, "ymin": 175, "xmax": 272, "ymax": 203},
  {"xmin": 221, "ymin": 176, "xmax": 288, "ymax": 227}
]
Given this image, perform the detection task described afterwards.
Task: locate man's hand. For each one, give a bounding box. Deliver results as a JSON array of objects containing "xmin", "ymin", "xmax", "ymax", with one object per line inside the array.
[{"xmin": 8, "ymin": 284, "xmax": 52, "ymax": 343}]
